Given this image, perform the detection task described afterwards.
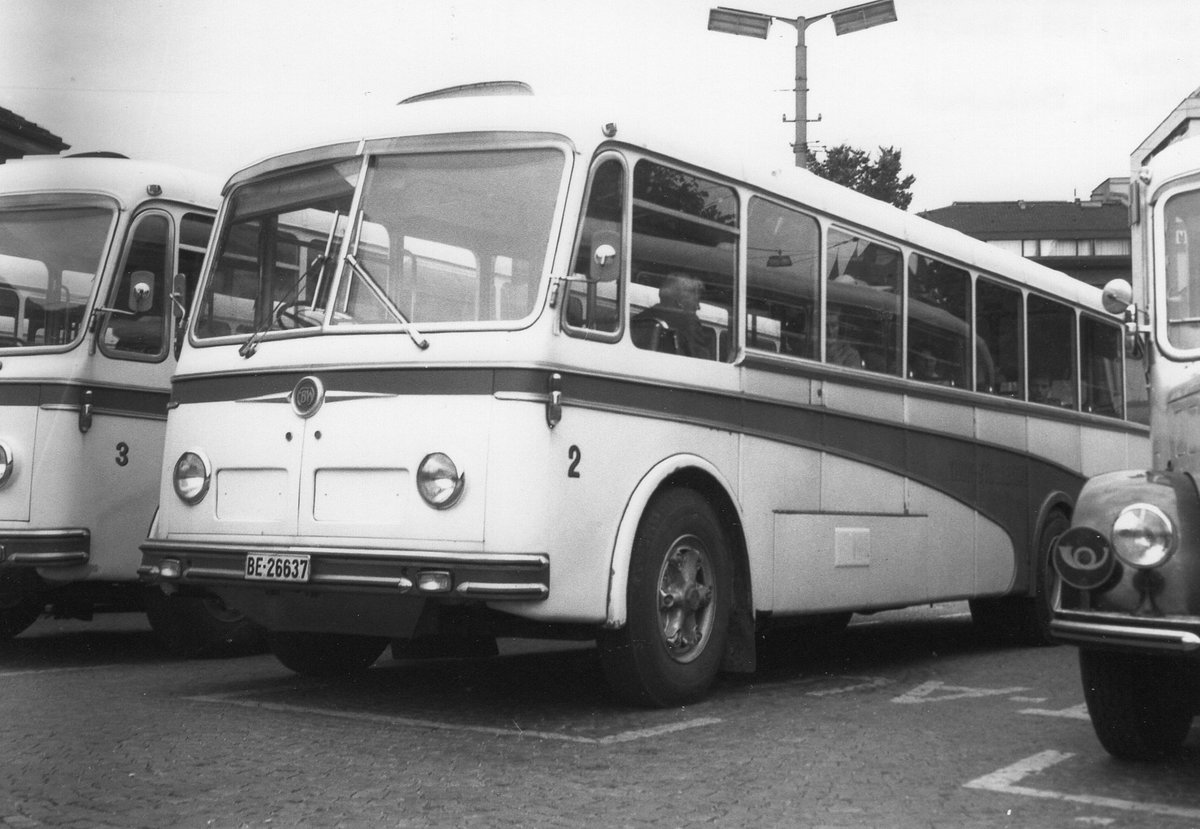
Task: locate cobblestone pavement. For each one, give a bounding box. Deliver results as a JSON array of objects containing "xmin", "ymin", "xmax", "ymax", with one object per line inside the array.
[{"xmin": 0, "ymin": 605, "xmax": 1196, "ymax": 828}]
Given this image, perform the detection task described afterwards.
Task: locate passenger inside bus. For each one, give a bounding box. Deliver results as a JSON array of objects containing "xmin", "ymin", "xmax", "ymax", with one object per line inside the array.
[
  {"xmin": 632, "ymin": 271, "xmax": 714, "ymax": 359},
  {"xmin": 825, "ymin": 308, "xmax": 864, "ymax": 368},
  {"xmin": 1031, "ymin": 374, "xmax": 1075, "ymax": 407}
]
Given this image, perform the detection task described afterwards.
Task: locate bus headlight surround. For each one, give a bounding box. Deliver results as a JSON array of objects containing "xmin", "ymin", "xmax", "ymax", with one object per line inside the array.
[
  {"xmin": 0, "ymin": 441, "xmax": 14, "ymax": 488},
  {"xmin": 173, "ymin": 450, "xmax": 211, "ymax": 505},
  {"xmin": 417, "ymin": 452, "xmax": 465, "ymax": 509},
  {"xmin": 1111, "ymin": 503, "xmax": 1176, "ymax": 569}
]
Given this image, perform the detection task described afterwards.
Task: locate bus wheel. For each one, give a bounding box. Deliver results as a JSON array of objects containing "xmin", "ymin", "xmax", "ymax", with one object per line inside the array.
[
  {"xmin": 599, "ymin": 489, "xmax": 732, "ymax": 708},
  {"xmin": 144, "ymin": 588, "xmax": 268, "ymax": 657},
  {"xmin": 969, "ymin": 509, "xmax": 1069, "ymax": 646},
  {"xmin": 1079, "ymin": 648, "xmax": 1195, "ymax": 760},
  {"xmin": 268, "ymin": 631, "xmax": 389, "ymax": 677},
  {"xmin": 0, "ymin": 570, "xmax": 43, "ymax": 639}
]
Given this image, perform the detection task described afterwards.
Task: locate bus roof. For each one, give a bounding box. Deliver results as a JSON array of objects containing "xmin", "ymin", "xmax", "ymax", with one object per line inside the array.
[
  {"xmin": 0, "ymin": 155, "xmax": 221, "ymax": 211},
  {"xmin": 225, "ymin": 88, "xmax": 1108, "ymax": 312},
  {"xmin": 1142, "ymin": 134, "xmax": 1200, "ymax": 196}
]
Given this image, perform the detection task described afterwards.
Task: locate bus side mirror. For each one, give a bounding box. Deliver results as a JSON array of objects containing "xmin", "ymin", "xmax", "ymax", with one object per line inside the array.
[
  {"xmin": 129, "ymin": 271, "xmax": 155, "ymax": 313},
  {"xmin": 589, "ymin": 231, "xmax": 620, "ymax": 283},
  {"xmin": 1101, "ymin": 278, "xmax": 1133, "ymax": 316}
]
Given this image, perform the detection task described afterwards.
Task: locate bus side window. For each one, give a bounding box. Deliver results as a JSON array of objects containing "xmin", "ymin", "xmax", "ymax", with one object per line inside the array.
[
  {"xmin": 566, "ymin": 158, "xmax": 623, "ymax": 335},
  {"xmin": 746, "ymin": 197, "xmax": 818, "ymax": 357},
  {"xmin": 1081, "ymin": 315, "xmax": 1123, "ymax": 417},
  {"xmin": 176, "ymin": 213, "xmax": 214, "ymax": 314},
  {"xmin": 907, "ymin": 254, "xmax": 969, "ymax": 387},
  {"xmin": 0, "ymin": 287, "xmax": 18, "ymax": 344},
  {"xmin": 629, "ymin": 160, "xmax": 737, "ymax": 362},
  {"xmin": 1027, "ymin": 294, "xmax": 1076, "ymax": 408},
  {"xmin": 102, "ymin": 212, "xmax": 171, "ymax": 359},
  {"xmin": 976, "ymin": 278, "xmax": 1022, "ymax": 397},
  {"xmin": 825, "ymin": 228, "xmax": 901, "ymax": 374}
]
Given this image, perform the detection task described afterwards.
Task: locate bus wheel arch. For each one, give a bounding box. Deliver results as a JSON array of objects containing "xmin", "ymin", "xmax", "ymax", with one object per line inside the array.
[
  {"xmin": 602, "ymin": 457, "xmax": 754, "ymax": 697},
  {"xmin": 969, "ymin": 491, "xmax": 1072, "ymax": 645}
]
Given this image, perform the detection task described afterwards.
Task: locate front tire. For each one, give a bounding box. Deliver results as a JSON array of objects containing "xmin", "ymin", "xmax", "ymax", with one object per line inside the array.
[
  {"xmin": 0, "ymin": 569, "xmax": 43, "ymax": 639},
  {"xmin": 599, "ymin": 489, "xmax": 732, "ymax": 707},
  {"xmin": 269, "ymin": 631, "xmax": 389, "ymax": 677},
  {"xmin": 144, "ymin": 588, "xmax": 268, "ymax": 657},
  {"xmin": 1080, "ymin": 649, "xmax": 1195, "ymax": 760}
]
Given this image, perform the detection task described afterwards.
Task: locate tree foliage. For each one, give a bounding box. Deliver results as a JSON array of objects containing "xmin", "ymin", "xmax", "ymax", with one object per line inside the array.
[{"xmin": 808, "ymin": 144, "xmax": 916, "ymax": 211}]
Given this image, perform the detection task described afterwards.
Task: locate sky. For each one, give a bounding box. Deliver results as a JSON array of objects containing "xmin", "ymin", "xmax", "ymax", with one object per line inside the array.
[{"xmin": 3, "ymin": 0, "xmax": 1200, "ymax": 212}]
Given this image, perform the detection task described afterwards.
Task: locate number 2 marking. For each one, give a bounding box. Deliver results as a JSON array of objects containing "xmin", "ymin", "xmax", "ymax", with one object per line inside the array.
[
  {"xmin": 568, "ymin": 445, "xmax": 582, "ymax": 478},
  {"xmin": 115, "ymin": 442, "xmax": 130, "ymax": 467}
]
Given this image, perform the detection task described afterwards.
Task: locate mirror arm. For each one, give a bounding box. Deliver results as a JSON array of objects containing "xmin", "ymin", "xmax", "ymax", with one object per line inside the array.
[
  {"xmin": 548, "ymin": 274, "xmax": 594, "ymax": 309},
  {"xmin": 86, "ymin": 305, "xmax": 136, "ymax": 355}
]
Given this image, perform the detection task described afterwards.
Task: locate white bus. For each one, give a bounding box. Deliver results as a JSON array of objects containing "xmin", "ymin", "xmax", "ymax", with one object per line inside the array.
[
  {"xmin": 140, "ymin": 87, "xmax": 1147, "ymax": 705},
  {"xmin": 0, "ymin": 155, "xmax": 262, "ymax": 654}
]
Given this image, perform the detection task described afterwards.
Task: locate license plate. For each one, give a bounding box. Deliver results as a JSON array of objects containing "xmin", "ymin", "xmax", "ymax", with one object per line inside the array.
[{"xmin": 245, "ymin": 553, "xmax": 311, "ymax": 583}]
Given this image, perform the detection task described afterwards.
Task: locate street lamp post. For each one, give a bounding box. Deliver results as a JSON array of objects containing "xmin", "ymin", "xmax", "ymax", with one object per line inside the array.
[{"xmin": 708, "ymin": 1, "xmax": 897, "ymax": 168}]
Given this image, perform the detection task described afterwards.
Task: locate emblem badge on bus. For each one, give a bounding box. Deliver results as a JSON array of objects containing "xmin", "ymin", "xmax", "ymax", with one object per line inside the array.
[{"xmin": 291, "ymin": 375, "xmax": 325, "ymax": 419}]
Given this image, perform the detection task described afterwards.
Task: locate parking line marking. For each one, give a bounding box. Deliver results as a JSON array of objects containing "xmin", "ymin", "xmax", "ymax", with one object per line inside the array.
[
  {"xmin": 1020, "ymin": 703, "xmax": 1090, "ymax": 720},
  {"xmin": 187, "ymin": 693, "xmax": 721, "ymax": 744},
  {"xmin": 807, "ymin": 676, "xmax": 890, "ymax": 696},
  {"xmin": 892, "ymin": 680, "xmax": 1028, "ymax": 704},
  {"xmin": 964, "ymin": 750, "xmax": 1200, "ymax": 820},
  {"xmin": 0, "ymin": 665, "xmax": 112, "ymax": 678}
]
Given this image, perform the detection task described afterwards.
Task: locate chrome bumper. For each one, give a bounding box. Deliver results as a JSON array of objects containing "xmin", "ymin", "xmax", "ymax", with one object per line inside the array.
[
  {"xmin": 0, "ymin": 529, "xmax": 90, "ymax": 568},
  {"xmin": 140, "ymin": 539, "xmax": 549, "ymax": 601},
  {"xmin": 1050, "ymin": 617, "xmax": 1200, "ymax": 654}
]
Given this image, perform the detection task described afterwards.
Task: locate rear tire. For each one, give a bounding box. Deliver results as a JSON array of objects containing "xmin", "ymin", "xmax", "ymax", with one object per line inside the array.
[
  {"xmin": 0, "ymin": 569, "xmax": 43, "ymax": 639},
  {"xmin": 970, "ymin": 510, "xmax": 1068, "ymax": 645},
  {"xmin": 599, "ymin": 489, "xmax": 732, "ymax": 707},
  {"xmin": 144, "ymin": 588, "xmax": 268, "ymax": 657},
  {"xmin": 1080, "ymin": 648, "xmax": 1195, "ymax": 760},
  {"xmin": 269, "ymin": 631, "xmax": 389, "ymax": 677}
]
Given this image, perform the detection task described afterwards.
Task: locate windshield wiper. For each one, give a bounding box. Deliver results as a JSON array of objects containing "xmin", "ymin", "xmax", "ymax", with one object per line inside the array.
[
  {"xmin": 238, "ymin": 211, "xmax": 342, "ymax": 359},
  {"xmin": 344, "ymin": 252, "xmax": 429, "ymax": 350}
]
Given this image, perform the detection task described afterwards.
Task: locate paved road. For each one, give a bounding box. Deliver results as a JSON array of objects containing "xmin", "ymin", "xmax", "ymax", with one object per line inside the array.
[{"xmin": 0, "ymin": 604, "xmax": 1196, "ymax": 828}]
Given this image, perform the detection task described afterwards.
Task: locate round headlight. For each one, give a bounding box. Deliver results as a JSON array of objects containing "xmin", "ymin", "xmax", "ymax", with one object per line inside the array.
[
  {"xmin": 0, "ymin": 441, "xmax": 14, "ymax": 489},
  {"xmin": 1111, "ymin": 503, "xmax": 1176, "ymax": 569},
  {"xmin": 416, "ymin": 452, "xmax": 465, "ymax": 509},
  {"xmin": 173, "ymin": 450, "xmax": 211, "ymax": 505}
]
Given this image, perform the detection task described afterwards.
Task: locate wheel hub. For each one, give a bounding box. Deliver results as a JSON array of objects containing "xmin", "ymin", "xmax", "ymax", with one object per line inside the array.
[{"xmin": 657, "ymin": 537, "xmax": 715, "ymax": 662}]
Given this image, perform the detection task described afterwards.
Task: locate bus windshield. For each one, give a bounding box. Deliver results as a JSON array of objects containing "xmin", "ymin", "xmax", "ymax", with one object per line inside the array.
[
  {"xmin": 196, "ymin": 147, "xmax": 566, "ymax": 342},
  {"xmin": 0, "ymin": 198, "xmax": 114, "ymax": 348},
  {"xmin": 1164, "ymin": 188, "xmax": 1200, "ymax": 351}
]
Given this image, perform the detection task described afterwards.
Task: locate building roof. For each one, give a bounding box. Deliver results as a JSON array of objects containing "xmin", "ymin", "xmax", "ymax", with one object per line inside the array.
[
  {"xmin": 917, "ymin": 199, "xmax": 1129, "ymax": 240},
  {"xmin": 0, "ymin": 105, "xmax": 69, "ymax": 160}
]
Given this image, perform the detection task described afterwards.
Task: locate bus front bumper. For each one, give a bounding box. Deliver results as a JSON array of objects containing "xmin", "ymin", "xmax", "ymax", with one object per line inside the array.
[
  {"xmin": 139, "ymin": 539, "xmax": 549, "ymax": 601},
  {"xmin": 0, "ymin": 529, "xmax": 90, "ymax": 568},
  {"xmin": 1050, "ymin": 614, "xmax": 1200, "ymax": 655}
]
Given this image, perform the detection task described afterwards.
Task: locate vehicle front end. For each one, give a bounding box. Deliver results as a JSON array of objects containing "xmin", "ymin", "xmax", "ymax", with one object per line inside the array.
[
  {"xmin": 139, "ymin": 120, "xmax": 601, "ymax": 672},
  {"xmin": 1050, "ymin": 140, "xmax": 1200, "ymax": 759}
]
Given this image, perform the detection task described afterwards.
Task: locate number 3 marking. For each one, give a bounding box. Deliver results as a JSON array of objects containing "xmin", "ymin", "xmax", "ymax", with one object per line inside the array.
[
  {"xmin": 568, "ymin": 445, "xmax": 582, "ymax": 478},
  {"xmin": 115, "ymin": 442, "xmax": 130, "ymax": 467}
]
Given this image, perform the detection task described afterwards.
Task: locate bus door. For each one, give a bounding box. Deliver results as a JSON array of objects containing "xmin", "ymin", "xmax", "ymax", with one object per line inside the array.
[{"xmin": 80, "ymin": 209, "xmax": 211, "ymax": 577}]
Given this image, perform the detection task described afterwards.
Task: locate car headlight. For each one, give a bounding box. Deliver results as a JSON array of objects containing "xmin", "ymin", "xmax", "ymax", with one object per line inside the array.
[
  {"xmin": 1111, "ymin": 503, "xmax": 1176, "ymax": 569},
  {"xmin": 0, "ymin": 441, "xmax": 14, "ymax": 489},
  {"xmin": 173, "ymin": 450, "xmax": 211, "ymax": 505},
  {"xmin": 416, "ymin": 452, "xmax": 465, "ymax": 509}
]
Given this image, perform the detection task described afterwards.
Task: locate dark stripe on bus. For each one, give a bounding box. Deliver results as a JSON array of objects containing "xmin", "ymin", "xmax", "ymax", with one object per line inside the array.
[
  {"xmin": 169, "ymin": 365, "xmax": 1103, "ymax": 551},
  {"xmin": 0, "ymin": 382, "xmax": 169, "ymax": 417}
]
